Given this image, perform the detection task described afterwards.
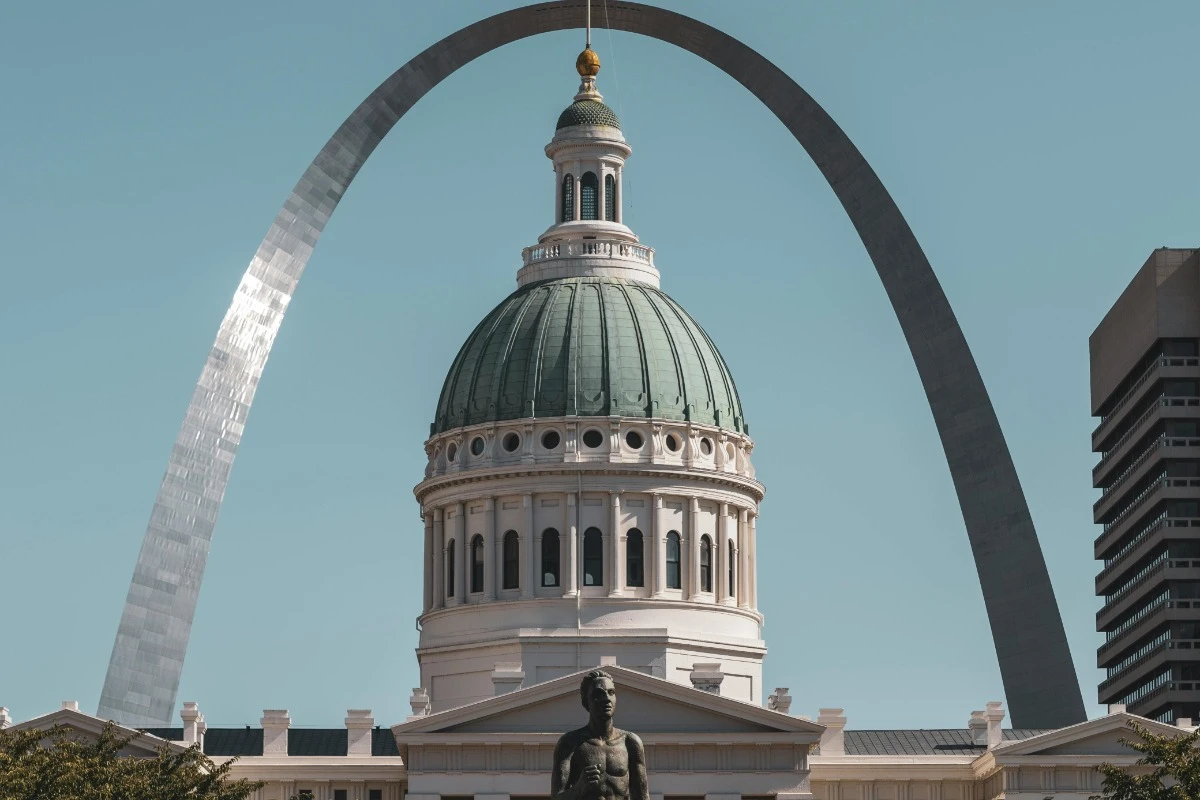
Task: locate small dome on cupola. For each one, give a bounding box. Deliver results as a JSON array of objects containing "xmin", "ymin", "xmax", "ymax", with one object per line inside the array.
[{"xmin": 555, "ymin": 47, "xmax": 621, "ymax": 131}]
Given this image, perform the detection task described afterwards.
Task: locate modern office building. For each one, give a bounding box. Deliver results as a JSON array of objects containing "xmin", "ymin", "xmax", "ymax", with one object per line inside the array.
[{"xmin": 1091, "ymin": 247, "xmax": 1200, "ymax": 722}]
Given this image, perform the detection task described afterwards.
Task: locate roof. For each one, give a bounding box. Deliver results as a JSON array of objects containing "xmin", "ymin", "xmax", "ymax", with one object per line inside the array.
[
  {"xmin": 433, "ymin": 277, "xmax": 746, "ymax": 435},
  {"xmin": 136, "ymin": 727, "xmax": 398, "ymax": 757},
  {"xmin": 842, "ymin": 728, "xmax": 1051, "ymax": 756},
  {"xmin": 556, "ymin": 99, "xmax": 620, "ymax": 130}
]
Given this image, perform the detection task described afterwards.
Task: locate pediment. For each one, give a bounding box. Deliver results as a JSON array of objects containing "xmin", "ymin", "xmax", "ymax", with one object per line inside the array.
[
  {"xmin": 11, "ymin": 708, "xmax": 184, "ymax": 757},
  {"xmin": 995, "ymin": 713, "xmax": 1185, "ymax": 758},
  {"xmin": 395, "ymin": 666, "xmax": 821, "ymax": 738}
]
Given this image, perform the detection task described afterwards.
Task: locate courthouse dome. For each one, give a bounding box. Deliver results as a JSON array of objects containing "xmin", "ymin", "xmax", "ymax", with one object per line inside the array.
[
  {"xmin": 556, "ymin": 99, "xmax": 621, "ymax": 131},
  {"xmin": 432, "ymin": 277, "xmax": 746, "ymax": 435}
]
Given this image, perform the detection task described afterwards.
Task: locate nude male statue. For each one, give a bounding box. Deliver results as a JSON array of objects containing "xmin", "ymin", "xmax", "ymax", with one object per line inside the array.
[{"xmin": 551, "ymin": 670, "xmax": 649, "ymax": 800}]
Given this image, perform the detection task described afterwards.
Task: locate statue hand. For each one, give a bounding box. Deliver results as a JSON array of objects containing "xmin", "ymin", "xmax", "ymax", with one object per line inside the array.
[{"xmin": 577, "ymin": 764, "xmax": 604, "ymax": 798}]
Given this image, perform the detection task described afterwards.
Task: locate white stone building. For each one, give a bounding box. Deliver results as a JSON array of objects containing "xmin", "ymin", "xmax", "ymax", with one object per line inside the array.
[{"xmin": 4, "ymin": 47, "xmax": 1190, "ymax": 800}]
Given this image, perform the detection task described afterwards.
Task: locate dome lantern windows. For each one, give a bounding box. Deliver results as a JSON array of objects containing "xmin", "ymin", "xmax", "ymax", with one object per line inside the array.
[
  {"xmin": 580, "ymin": 172, "xmax": 599, "ymax": 220},
  {"xmin": 561, "ymin": 174, "xmax": 575, "ymax": 223},
  {"xmin": 583, "ymin": 527, "xmax": 604, "ymax": 586},
  {"xmin": 503, "ymin": 531, "xmax": 520, "ymax": 590},
  {"xmin": 604, "ymin": 174, "xmax": 616, "ymax": 221},
  {"xmin": 541, "ymin": 528, "xmax": 560, "ymax": 587},
  {"xmin": 626, "ymin": 529, "xmax": 644, "ymax": 588}
]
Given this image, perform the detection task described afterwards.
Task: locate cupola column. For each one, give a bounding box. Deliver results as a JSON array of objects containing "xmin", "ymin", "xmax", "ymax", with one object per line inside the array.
[
  {"xmin": 454, "ymin": 503, "xmax": 467, "ymax": 604},
  {"xmin": 483, "ymin": 498, "xmax": 496, "ymax": 601},
  {"xmin": 749, "ymin": 511, "xmax": 759, "ymax": 609},
  {"xmin": 615, "ymin": 171, "xmax": 623, "ymax": 224},
  {"xmin": 717, "ymin": 504, "xmax": 731, "ymax": 606},
  {"xmin": 609, "ymin": 493, "xmax": 623, "ymax": 597},
  {"xmin": 688, "ymin": 498, "xmax": 702, "ymax": 601},
  {"xmin": 565, "ymin": 493, "xmax": 579, "ymax": 597},
  {"xmin": 738, "ymin": 509, "xmax": 751, "ymax": 609},
  {"xmin": 651, "ymin": 494, "xmax": 664, "ymax": 597},
  {"xmin": 423, "ymin": 512, "xmax": 434, "ymax": 612},
  {"xmin": 522, "ymin": 494, "xmax": 535, "ymax": 598},
  {"xmin": 432, "ymin": 508, "xmax": 444, "ymax": 610}
]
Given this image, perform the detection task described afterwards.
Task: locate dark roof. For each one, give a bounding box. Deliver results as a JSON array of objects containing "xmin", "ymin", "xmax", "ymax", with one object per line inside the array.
[
  {"xmin": 139, "ymin": 727, "xmax": 182, "ymax": 742},
  {"xmin": 373, "ymin": 728, "xmax": 399, "ymax": 756},
  {"xmin": 556, "ymin": 99, "xmax": 620, "ymax": 130},
  {"xmin": 842, "ymin": 729, "xmax": 1050, "ymax": 756},
  {"xmin": 204, "ymin": 728, "xmax": 263, "ymax": 757},
  {"xmin": 289, "ymin": 728, "xmax": 347, "ymax": 756}
]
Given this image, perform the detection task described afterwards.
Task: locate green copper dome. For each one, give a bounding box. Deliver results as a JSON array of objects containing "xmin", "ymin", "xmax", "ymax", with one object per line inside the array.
[
  {"xmin": 432, "ymin": 277, "xmax": 746, "ymax": 435},
  {"xmin": 556, "ymin": 99, "xmax": 621, "ymax": 130}
]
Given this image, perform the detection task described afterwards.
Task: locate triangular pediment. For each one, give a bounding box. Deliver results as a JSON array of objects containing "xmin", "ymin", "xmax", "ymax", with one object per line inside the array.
[
  {"xmin": 394, "ymin": 666, "xmax": 822, "ymax": 738},
  {"xmin": 995, "ymin": 713, "xmax": 1186, "ymax": 758},
  {"xmin": 10, "ymin": 707, "xmax": 185, "ymax": 757}
]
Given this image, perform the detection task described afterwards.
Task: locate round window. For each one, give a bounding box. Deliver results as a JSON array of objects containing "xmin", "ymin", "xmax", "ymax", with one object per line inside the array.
[
  {"xmin": 699, "ymin": 437, "xmax": 713, "ymax": 456},
  {"xmin": 502, "ymin": 432, "xmax": 521, "ymax": 452},
  {"xmin": 582, "ymin": 429, "xmax": 605, "ymax": 449},
  {"xmin": 447, "ymin": 442, "xmax": 458, "ymax": 462},
  {"xmin": 726, "ymin": 442, "xmax": 736, "ymax": 460},
  {"xmin": 625, "ymin": 430, "xmax": 644, "ymax": 450},
  {"xmin": 541, "ymin": 429, "xmax": 561, "ymax": 450},
  {"xmin": 664, "ymin": 433, "xmax": 680, "ymax": 452},
  {"xmin": 470, "ymin": 436, "xmax": 486, "ymax": 456}
]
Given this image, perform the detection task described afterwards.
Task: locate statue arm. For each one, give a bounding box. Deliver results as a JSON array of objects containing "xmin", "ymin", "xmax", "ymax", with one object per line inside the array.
[
  {"xmin": 550, "ymin": 736, "xmax": 577, "ymax": 800},
  {"xmin": 627, "ymin": 732, "xmax": 649, "ymax": 800}
]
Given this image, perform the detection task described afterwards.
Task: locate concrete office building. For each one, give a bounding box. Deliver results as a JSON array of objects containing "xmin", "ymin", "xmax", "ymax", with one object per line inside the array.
[{"xmin": 1091, "ymin": 247, "xmax": 1200, "ymax": 722}]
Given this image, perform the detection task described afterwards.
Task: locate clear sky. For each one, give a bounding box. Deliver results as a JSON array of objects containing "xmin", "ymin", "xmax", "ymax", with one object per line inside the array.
[{"xmin": 3, "ymin": 0, "xmax": 1200, "ymax": 730}]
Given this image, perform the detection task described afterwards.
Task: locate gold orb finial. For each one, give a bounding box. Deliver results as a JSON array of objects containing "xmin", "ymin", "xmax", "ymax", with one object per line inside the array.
[{"xmin": 576, "ymin": 48, "xmax": 601, "ymax": 78}]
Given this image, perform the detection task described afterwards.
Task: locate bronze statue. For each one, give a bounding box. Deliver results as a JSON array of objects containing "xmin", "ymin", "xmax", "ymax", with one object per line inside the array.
[{"xmin": 551, "ymin": 670, "xmax": 649, "ymax": 800}]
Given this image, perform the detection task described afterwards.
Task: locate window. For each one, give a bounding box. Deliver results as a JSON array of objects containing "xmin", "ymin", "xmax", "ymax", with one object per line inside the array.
[
  {"xmin": 502, "ymin": 432, "xmax": 521, "ymax": 452},
  {"xmin": 666, "ymin": 531, "xmax": 681, "ymax": 589},
  {"xmin": 604, "ymin": 174, "xmax": 616, "ymax": 221},
  {"xmin": 334, "ymin": 791, "xmax": 348, "ymax": 800},
  {"xmin": 581, "ymin": 172, "xmax": 598, "ymax": 220},
  {"xmin": 562, "ymin": 174, "xmax": 575, "ymax": 222},
  {"xmin": 471, "ymin": 535, "xmax": 485, "ymax": 593},
  {"xmin": 626, "ymin": 529, "xmax": 644, "ymax": 587},
  {"xmin": 625, "ymin": 430, "xmax": 644, "ymax": 450},
  {"xmin": 541, "ymin": 429, "xmax": 562, "ymax": 449},
  {"xmin": 503, "ymin": 530, "xmax": 520, "ymax": 590},
  {"xmin": 582, "ymin": 429, "xmax": 605, "ymax": 448},
  {"xmin": 370, "ymin": 791, "xmax": 383, "ymax": 800},
  {"xmin": 446, "ymin": 540, "xmax": 456, "ymax": 597},
  {"xmin": 471, "ymin": 436, "xmax": 486, "ymax": 456},
  {"xmin": 584, "ymin": 527, "xmax": 604, "ymax": 586},
  {"xmin": 542, "ymin": 528, "xmax": 561, "ymax": 587},
  {"xmin": 728, "ymin": 539, "xmax": 736, "ymax": 597},
  {"xmin": 700, "ymin": 535, "xmax": 713, "ymax": 593}
]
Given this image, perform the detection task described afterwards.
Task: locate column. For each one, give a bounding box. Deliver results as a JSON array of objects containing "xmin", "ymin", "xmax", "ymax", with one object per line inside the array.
[
  {"xmin": 609, "ymin": 493, "xmax": 623, "ymax": 596},
  {"xmin": 522, "ymin": 494, "xmax": 535, "ymax": 599},
  {"xmin": 573, "ymin": 167, "xmax": 582, "ymax": 221},
  {"xmin": 597, "ymin": 166, "xmax": 606, "ymax": 222},
  {"xmin": 454, "ymin": 503, "xmax": 467, "ymax": 604},
  {"xmin": 688, "ymin": 498, "xmax": 701, "ymax": 601},
  {"xmin": 615, "ymin": 170, "xmax": 623, "ymax": 224},
  {"xmin": 534, "ymin": 528, "xmax": 544, "ymax": 593},
  {"xmin": 749, "ymin": 511, "xmax": 759, "ymax": 609},
  {"xmin": 651, "ymin": 494, "xmax": 664, "ymax": 597},
  {"xmin": 565, "ymin": 493, "xmax": 579, "ymax": 596},
  {"xmin": 738, "ymin": 509, "xmax": 751, "ymax": 609},
  {"xmin": 554, "ymin": 167, "xmax": 562, "ymax": 222},
  {"xmin": 422, "ymin": 511, "xmax": 434, "ymax": 612},
  {"xmin": 432, "ymin": 508, "xmax": 444, "ymax": 609},
  {"xmin": 483, "ymin": 498, "xmax": 496, "ymax": 601},
  {"xmin": 716, "ymin": 504, "xmax": 730, "ymax": 605}
]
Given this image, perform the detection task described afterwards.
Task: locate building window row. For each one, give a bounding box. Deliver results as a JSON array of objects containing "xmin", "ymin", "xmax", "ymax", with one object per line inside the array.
[
  {"xmin": 560, "ymin": 171, "xmax": 618, "ymax": 223},
  {"xmin": 1116, "ymin": 667, "xmax": 1172, "ymax": 707}
]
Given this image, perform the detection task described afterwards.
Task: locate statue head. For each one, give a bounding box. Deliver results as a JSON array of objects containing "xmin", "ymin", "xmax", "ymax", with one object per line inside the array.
[{"xmin": 579, "ymin": 669, "xmax": 616, "ymax": 720}]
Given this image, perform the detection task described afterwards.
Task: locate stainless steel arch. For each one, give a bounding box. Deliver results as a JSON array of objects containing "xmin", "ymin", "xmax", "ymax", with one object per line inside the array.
[{"xmin": 99, "ymin": 1, "xmax": 1085, "ymax": 729}]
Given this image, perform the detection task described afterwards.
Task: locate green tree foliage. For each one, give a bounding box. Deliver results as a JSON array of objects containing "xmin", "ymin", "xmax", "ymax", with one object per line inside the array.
[
  {"xmin": 1094, "ymin": 721, "xmax": 1200, "ymax": 800},
  {"xmin": 0, "ymin": 722, "xmax": 264, "ymax": 800}
]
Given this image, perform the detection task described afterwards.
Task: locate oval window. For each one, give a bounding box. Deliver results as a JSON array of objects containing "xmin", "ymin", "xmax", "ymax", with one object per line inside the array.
[
  {"xmin": 665, "ymin": 433, "xmax": 680, "ymax": 452},
  {"xmin": 470, "ymin": 436, "xmax": 486, "ymax": 456},
  {"xmin": 625, "ymin": 430, "xmax": 644, "ymax": 450},
  {"xmin": 503, "ymin": 432, "xmax": 521, "ymax": 452},
  {"xmin": 541, "ymin": 429, "xmax": 562, "ymax": 450},
  {"xmin": 699, "ymin": 437, "xmax": 713, "ymax": 456},
  {"xmin": 447, "ymin": 442, "xmax": 458, "ymax": 462},
  {"xmin": 582, "ymin": 429, "xmax": 605, "ymax": 449}
]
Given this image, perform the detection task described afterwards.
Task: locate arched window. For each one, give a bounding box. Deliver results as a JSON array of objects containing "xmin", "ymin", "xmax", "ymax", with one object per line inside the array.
[
  {"xmin": 728, "ymin": 539, "xmax": 736, "ymax": 598},
  {"xmin": 581, "ymin": 172, "xmax": 598, "ymax": 220},
  {"xmin": 700, "ymin": 535, "xmax": 713, "ymax": 593},
  {"xmin": 666, "ymin": 531, "xmax": 681, "ymax": 590},
  {"xmin": 503, "ymin": 530, "xmax": 520, "ymax": 590},
  {"xmin": 542, "ymin": 528, "xmax": 560, "ymax": 587},
  {"xmin": 561, "ymin": 174, "xmax": 574, "ymax": 222},
  {"xmin": 446, "ymin": 539, "xmax": 456, "ymax": 598},
  {"xmin": 626, "ymin": 528, "xmax": 644, "ymax": 588},
  {"xmin": 604, "ymin": 174, "xmax": 616, "ymax": 221},
  {"xmin": 471, "ymin": 535, "xmax": 485, "ymax": 594},
  {"xmin": 584, "ymin": 527, "xmax": 604, "ymax": 586}
]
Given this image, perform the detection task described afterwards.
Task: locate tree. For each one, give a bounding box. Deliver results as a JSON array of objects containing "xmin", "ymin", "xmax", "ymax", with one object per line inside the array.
[
  {"xmin": 0, "ymin": 722, "xmax": 264, "ymax": 800},
  {"xmin": 1094, "ymin": 721, "xmax": 1200, "ymax": 800}
]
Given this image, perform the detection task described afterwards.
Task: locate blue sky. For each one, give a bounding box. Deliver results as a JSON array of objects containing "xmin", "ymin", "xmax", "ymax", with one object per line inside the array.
[{"xmin": 3, "ymin": 0, "xmax": 1199, "ymax": 729}]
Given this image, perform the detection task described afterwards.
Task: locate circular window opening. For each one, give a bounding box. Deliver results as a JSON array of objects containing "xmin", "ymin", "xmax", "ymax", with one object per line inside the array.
[
  {"xmin": 582, "ymin": 429, "xmax": 605, "ymax": 449},
  {"xmin": 664, "ymin": 433, "xmax": 680, "ymax": 452},
  {"xmin": 447, "ymin": 442, "xmax": 458, "ymax": 462},
  {"xmin": 470, "ymin": 436, "xmax": 486, "ymax": 456},
  {"xmin": 541, "ymin": 429, "xmax": 561, "ymax": 450},
  {"xmin": 502, "ymin": 432, "xmax": 521, "ymax": 452},
  {"xmin": 726, "ymin": 443, "xmax": 736, "ymax": 460},
  {"xmin": 625, "ymin": 430, "xmax": 644, "ymax": 450},
  {"xmin": 699, "ymin": 437, "xmax": 713, "ymax": 456}
]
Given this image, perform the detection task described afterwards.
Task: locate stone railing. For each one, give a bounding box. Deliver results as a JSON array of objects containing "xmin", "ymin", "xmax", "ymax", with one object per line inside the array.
[{"xmin": 522, "ymin": 238, "xmax": 655, "ymax": 268}]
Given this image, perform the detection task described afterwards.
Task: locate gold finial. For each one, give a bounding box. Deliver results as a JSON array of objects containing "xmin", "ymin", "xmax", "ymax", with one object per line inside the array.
[{"xmin": 576, "ymin": 48, "xmax": 601, "ymax": 78}]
